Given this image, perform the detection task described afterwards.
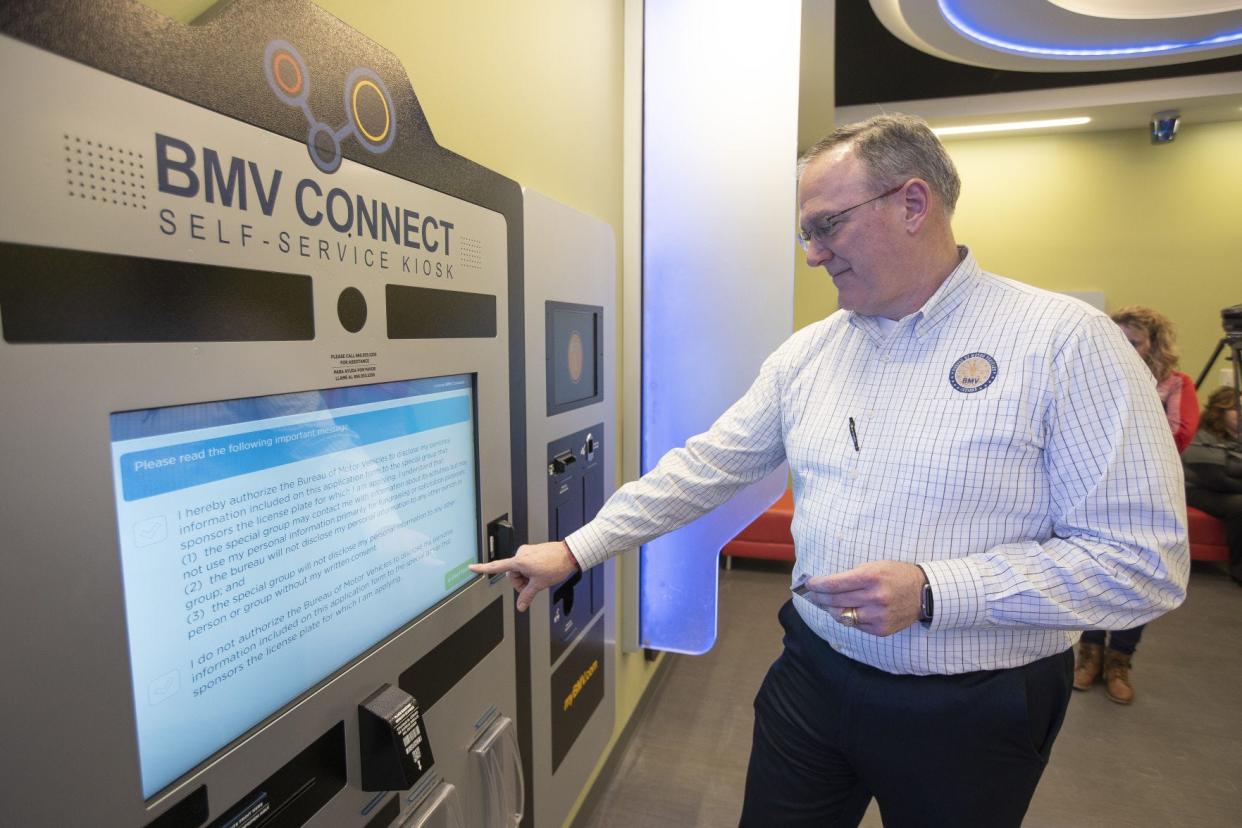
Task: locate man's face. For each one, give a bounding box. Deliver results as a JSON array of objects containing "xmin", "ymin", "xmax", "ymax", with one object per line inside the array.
[
  {"xmin": 797, "ymin": 145, "xmax": 911, "ymax": 319},
  {"xmin": 1119, "ymin": 322, "xmax": 1153, "ymax": 366}
]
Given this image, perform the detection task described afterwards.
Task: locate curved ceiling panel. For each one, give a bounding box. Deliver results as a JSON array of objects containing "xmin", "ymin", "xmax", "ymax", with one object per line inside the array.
[
  {"xmin": 872, "ymin": 0, "xmax": 1242, "ymax": 71},
  {"xmin": 1048, "ymin": 1, "xmax": 1242, "ymax": 21}
]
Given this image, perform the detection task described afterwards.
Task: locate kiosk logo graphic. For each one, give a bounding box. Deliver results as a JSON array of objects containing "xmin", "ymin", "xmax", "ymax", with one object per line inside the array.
[
  {"xmin": 264, "ymin": 40, "xmax": 396, "ymax": 174},
  {"xmin": 567, "ymin": 331, "xmax": 585, "ymax": 384}
]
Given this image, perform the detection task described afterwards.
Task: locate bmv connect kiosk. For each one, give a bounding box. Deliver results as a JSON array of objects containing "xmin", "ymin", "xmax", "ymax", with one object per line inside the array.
[{"xmin": 0, "ymin": 1, "xmax": 617, "ymax": 826}]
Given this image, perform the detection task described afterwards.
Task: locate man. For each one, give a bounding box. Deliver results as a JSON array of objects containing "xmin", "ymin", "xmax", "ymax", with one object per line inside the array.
[{"xmin": 471, "ymin": 114, "xmax": 1188, "ymax": 826}]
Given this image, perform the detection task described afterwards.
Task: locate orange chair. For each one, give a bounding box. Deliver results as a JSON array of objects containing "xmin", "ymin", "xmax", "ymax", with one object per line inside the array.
[
  {"xmin": 1188, "ymin": 506, "xmax": 1228, "ymax": 562},
  {"xmin": 721, "ymin": 490, "xmax": 795, "ymax": 567},
  {"xmin": 721, "ymin": 493, "xmax": 1230, "ymax": 567}
]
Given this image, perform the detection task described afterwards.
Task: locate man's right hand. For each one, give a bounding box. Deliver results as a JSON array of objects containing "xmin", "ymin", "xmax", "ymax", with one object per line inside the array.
[{"xmin": 469, "ymin": 541, "xmax": 581, "ymax": 611}]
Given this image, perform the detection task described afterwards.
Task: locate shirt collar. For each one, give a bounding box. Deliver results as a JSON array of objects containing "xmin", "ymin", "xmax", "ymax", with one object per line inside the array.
[
  {"xmin": 913, "ymin": 246, "xmax": 979, "ymax": 337},
  {"xmin": 848, "ymin": 245, "xmax": 979, "ymax": 341}
]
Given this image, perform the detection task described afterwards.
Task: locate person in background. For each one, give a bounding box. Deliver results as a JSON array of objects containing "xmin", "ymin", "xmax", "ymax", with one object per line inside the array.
[
  {"xmin": 1117, "ymin": 305, "xmax": 1199, "ymax": 452},
  {"xmin": 1074, "ymin": 306, "xmax": 1198, "ymax": 704},
  {"xmin": 1184, "ymin": 386, "xmax": 1242, "ymax": 586}
]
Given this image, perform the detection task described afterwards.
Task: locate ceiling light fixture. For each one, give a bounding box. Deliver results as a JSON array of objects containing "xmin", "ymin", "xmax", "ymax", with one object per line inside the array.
[
  {"xmin": 932, "ymin": 116, "xmax": 1092, "ymax": 136},
  {"xmin": 939, "ymin": 0, "xmax": 1242, "ymax": 58}
]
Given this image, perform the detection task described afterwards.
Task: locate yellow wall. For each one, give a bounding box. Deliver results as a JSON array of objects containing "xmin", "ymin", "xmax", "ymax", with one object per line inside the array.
[
  {"xmin": 793, "ymin": 245, "xmax": 839, "ymax": 331},
  {"xmin": 952, "ymin": 121, "xmax": 1241, "ymax": 398},
  {"xmin": 139, "ymin": 2, "xmax": 655, "ymax": 824},
  {"xmin": 794, "ymin": 120, "xmax": 1242, "ymax": 401}
]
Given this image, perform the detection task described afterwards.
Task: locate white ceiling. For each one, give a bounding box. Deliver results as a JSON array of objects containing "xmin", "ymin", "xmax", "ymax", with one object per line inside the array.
[
  {"xmin": 871, "ymin": 0, "xmax": 1242, "ymax": 71},
  {"xmin": 842, "ymin": 1, "xmax": 1242, "ymax": 139},
  {"xmin": 837, "ymin": 71, "xmax": 1242, "ymax": 139},
  {"xmin": 1048, "ymin": 1, "xmax": 1242, "ymax": 21}
]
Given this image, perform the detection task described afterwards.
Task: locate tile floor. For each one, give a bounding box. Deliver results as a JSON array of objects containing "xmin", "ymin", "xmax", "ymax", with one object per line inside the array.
[{"xmin": 574, "ymin": 560, "xmax": 1241, "ymax": 827}]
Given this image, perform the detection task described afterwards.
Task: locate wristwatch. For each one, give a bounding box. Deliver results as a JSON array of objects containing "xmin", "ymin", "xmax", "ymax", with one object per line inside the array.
[{"xmin": 917, "ymin": 567, "xmax": 934, "ymax": 625}]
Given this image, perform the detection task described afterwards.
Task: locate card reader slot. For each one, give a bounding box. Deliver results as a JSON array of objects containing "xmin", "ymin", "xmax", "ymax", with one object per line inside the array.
[{"xmin": 550, "ymin": 450, "xmax": 576, "ymax": 475}]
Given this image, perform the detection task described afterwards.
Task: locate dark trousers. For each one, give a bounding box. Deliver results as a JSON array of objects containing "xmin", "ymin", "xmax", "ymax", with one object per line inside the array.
[
  {"xmin": 739, "ymin": 601, "xmax": 1073, "ymax": 828},
  {"xmin": 1081, "ymin": 624, "xmax": 1145, "ymax": 654},
  {"xmin": 1187, "ymin": 487, "xmax": 1242, "ymax": 580}
]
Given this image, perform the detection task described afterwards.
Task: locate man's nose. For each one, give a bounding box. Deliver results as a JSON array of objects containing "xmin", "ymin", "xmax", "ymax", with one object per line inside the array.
[{"xmin": 805, "ymin": 241, "xmax": 833, "ymax": 268}]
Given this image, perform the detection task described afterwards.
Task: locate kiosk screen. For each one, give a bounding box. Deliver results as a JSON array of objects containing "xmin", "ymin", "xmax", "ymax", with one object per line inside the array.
[{"xmin": 108, "ymin": 375, "xmax": 481, "ymax": 797}]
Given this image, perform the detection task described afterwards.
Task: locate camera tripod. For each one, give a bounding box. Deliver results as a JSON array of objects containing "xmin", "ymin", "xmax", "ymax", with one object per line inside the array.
[{"xmin": 1194, "ymin": 337, "xmax": 1242, "ymax": 395}]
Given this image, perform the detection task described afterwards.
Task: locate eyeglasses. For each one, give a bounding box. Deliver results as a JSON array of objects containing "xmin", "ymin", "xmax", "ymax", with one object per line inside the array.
[{"xmin": 797, "ymin": 184, "xmax": 904, "ymax": 250}]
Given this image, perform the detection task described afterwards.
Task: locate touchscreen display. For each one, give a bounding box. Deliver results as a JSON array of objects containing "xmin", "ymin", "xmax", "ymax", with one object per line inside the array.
[{"xmin": 109, "ymin": 375, "xmax": 480, "ymax": 797}]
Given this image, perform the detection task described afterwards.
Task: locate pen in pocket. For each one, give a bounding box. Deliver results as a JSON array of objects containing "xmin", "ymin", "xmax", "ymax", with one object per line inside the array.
[{"xmin": 848, "ymin": 417, "xmax": 859, "ymax": 451}]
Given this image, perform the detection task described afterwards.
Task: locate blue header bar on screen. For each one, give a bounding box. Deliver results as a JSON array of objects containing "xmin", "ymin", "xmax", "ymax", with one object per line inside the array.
[{"xmin": 116, "ymin": 387, "xmax": 472, "ymax": 501}]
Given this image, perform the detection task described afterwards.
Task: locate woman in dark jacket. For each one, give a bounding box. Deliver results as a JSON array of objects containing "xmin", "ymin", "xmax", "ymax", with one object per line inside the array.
[{"xmin": 1183, "ymin": 386, "xmax": 1242, "ymax": 586}]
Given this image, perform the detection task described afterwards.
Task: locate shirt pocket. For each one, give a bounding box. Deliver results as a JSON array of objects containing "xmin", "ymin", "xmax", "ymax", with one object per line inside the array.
[
  {"xmin": 785, "ymin": 405, "xmax": 860, "ymax": 484},
  {"xmin": 894, "ymin": 396, "xmax": 1037, "ymax": 503}
]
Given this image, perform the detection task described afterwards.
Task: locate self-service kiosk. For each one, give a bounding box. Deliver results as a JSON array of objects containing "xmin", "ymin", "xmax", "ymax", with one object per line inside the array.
[
  {"xmin": 0, "ymin": 1, "xmax": 541, "ymax": 825},
  {"xmin": 518, "ymin": 191, "xmax": 617, "ymax": 827}
]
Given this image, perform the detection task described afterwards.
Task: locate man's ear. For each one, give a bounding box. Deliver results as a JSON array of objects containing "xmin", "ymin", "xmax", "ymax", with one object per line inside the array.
[{"xmin": 902, "ymin": 178, "xmax": 932, "ymax": 234}]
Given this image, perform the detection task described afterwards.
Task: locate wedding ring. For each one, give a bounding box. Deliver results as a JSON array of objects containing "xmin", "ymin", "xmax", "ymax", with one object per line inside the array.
[{"xmin": 841, "ymin": 607, "xmax": 859, "ymax": 627}]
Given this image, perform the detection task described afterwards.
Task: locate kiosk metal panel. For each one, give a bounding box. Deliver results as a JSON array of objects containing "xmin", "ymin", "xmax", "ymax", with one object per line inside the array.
[{"xmin": 0, "ymin": 2, "xmax": 527, "ymax": 825}]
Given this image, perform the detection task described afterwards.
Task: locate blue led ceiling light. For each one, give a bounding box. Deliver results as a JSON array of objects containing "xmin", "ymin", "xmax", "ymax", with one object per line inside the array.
[{"xmin": 938, "ymin": 0, "xmax": 1242, "ymax": 58}]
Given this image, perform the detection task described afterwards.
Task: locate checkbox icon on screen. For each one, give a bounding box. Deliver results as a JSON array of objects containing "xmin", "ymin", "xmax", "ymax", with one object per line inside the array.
[
  {"xmin": 148, "ymin": 670, "xmax": 180, "ymax": 705},
  {"xmin": 133, "ymin": 516, "xmax": 167, "ymax": 547}
]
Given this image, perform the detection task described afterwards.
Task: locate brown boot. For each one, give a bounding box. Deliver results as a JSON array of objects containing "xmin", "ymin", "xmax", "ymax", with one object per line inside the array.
[
  {"xmin": 1073, "ymin": 641, "xmax": 1103, "ymax": 691},
  {"xmin": 1103, "ymin": 649, "xmax": 1135, "ymax": 705}
]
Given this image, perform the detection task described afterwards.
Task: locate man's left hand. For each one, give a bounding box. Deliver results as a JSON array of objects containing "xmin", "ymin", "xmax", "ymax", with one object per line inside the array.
[{"xmin": 802, "ymin": 561, "xmax": 926, "ymax": 636}]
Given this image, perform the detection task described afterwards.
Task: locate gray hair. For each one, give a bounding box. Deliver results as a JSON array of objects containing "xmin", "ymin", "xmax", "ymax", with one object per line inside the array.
[{"xmin": 799, "ymin": 114, "xmax": 961, "ymax": 214}]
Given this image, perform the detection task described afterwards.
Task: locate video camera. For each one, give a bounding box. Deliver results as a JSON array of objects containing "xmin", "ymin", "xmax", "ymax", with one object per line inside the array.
[
  {"xmin": 1222, "ymin": 304, "xmax": 1242, "ymax": 343},
  {"xmin": 1197, "ymin": 305, "xmax": 1242, "ymax": 390}
]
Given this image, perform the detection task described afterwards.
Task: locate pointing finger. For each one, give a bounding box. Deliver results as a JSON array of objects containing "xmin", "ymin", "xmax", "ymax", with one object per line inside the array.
[{"xmin": 470, "ymin": 559, "xmax": 518, "ymax": 576}]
